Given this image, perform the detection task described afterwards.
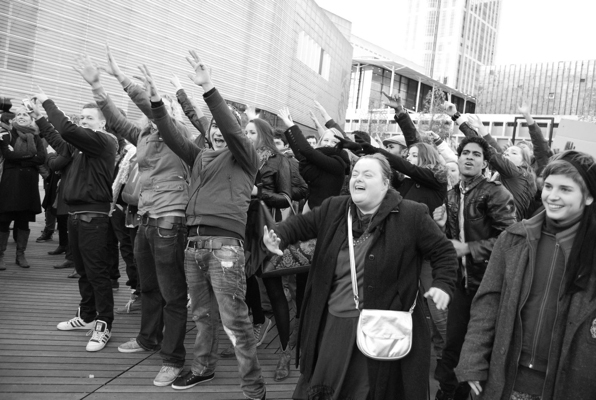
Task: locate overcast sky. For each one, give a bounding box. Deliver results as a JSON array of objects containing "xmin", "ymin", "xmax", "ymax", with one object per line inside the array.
[{"xmin": 316, "ymin": 0, "xmax": 596, "ymax": 65}]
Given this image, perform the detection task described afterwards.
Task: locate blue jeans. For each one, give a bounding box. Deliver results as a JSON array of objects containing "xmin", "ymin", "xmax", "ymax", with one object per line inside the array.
[
  {"xmin": 185, "ymin": 238, "xmax": 265, "ymax": 399},
  {"xmin": 135, "ymin": 223, "xmax": 187, "ymax": 368}
]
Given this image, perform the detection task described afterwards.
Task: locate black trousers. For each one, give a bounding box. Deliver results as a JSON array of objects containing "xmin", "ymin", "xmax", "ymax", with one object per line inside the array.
[
  {"xmin": 69, "ymin": 214, "xmax": 114, "ymax": 328},
  {"xmin": 57, "ymin": 214, "xmax": 69, "ymax": 247},
  {"xmin": 434, "ymin": 282, "xmax": 476, "ymax": 396}
]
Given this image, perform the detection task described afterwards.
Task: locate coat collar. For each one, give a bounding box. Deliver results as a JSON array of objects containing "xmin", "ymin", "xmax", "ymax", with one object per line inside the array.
[{"xmin": 351, "ymin": 188, "xmax": 402, "ymax": 232}]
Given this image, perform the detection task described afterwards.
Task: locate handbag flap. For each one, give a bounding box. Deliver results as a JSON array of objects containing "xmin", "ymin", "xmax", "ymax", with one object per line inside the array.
[{"xmin": 358, "ymin": 309, "xmax": 412, "ymax": 339}]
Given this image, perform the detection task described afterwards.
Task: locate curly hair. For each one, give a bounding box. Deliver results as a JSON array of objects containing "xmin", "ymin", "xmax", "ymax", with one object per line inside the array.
[{"xmin": 457, "ymin": 135, "xmax": 491, "ymax": 162}]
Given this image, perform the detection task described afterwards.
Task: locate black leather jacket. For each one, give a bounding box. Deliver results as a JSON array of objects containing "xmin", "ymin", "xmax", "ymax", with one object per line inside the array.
[{"xmin": 445, "ymin": 175, "xmax": 516, "ymax": 292}]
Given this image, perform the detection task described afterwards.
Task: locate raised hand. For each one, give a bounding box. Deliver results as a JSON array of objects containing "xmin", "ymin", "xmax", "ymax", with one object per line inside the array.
[
  {"xmin": 444, "ymin": 101, "xmax": 457, "ymax": 117},
  {"xmin": 136, "ymin": 64, "xmax": 161, "ymax": 102},
  {"xmin": 169, "ymin": 74, "xmax": 183, "ymax": 91},
  {"xmin": 27, "ymin": 96, "xmax": 42, "ymax": 120},
  {"xmin": 73, "ymin": 54, "xmax": 102, "ymax": 88},
  {"xmin": 314, "ymin": 100, "xmax": 331, "ymax": 121},
  {"xmin": 263, "ymin": 225, "xmax": 283, "ymax": 256},
  {"xmin": 565, "ymin": 141, "xmax": 575, "ymax": 150},
  {"xmin": 467, "ymin": 114, "xmax": 488, "ymax": 136},
  {"xmin": 245, "ymin": 105, "xmax": 258, "ymax": 120},
  {"xmin": 382, "ymin": 91, "xmax": 403, "ymax": 110},
  {"xmin": 276, "ymin": 107, "xmax": 294, "ymax": 129},
  {"xmin": 33, "ymin": 85, "xmax": 49, "ymax": 104},
  {"xmin": 335, "ymin": 135, "xmax": 362, "ymax": 153},
  {"xmin": 186, "ymin": 50, "xmax": 214, "ymax": 91},
  {"xmin": 99, "ymin": 44, "xmax": 124, "ymax": 80},
  {"xmin": 517, "ymin": 100, "xmax": 531, "ymax": 115}
]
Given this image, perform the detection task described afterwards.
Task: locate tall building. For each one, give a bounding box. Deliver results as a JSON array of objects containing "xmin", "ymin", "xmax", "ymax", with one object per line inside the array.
[
  {"xmin": 477, "ymin": 60, "xmax": 596, "ymax": 117},
  {"xmin": 401, "ymin": 0, "xmax": 502, "ymax": 96},
  {"xmin": 0, "ymin": 0, "xmax": 353, "ymax": 135}
]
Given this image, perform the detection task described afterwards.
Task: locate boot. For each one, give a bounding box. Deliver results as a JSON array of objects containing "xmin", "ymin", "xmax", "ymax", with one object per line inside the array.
[
  {"xmin": 36, "ymin": 229, "xmax": 54, "ymax": 242},
  {"xmin": 15, "ymin": 229, "xmax": 30, "ymax": 268},
  {"xmin": 274, "ymin": 346, "xmax": 292, "ymax": 381},
  {"xmin": 0, "ymin": 231, "xmax": 8, "ymax": 270}
]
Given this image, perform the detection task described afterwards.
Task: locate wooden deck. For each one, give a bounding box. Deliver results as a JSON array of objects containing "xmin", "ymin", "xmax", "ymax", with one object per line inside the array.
[{"xmin": 0, "ymin": 217, "xmax": 440, "ymax": 400}]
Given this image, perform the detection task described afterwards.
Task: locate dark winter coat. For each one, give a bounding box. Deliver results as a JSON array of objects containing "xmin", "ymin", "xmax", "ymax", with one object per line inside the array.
[
  {"xmin": 259, "ymin": 152, "xmax": 292, "ymax": 210},
  {"xmin": 274, "ymin": 189, "xmax": 459, "ymax": 400},
  {"xmin": 0, "ymin": 128, "xmax": 45, "ymax": 217},
  {"xmin": 445, "ymin": 175, "xmax": 516, "ymax": 291},
  {"xmin": 456, "ymin": 210, "xmax": 596, "ymax": 400}
]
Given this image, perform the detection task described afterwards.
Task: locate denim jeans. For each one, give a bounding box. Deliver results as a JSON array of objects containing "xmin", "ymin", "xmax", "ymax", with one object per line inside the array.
[
  {"xmin": 68, "ymin": 214, "xmax": 113, "ymax": 327},
  {"xmin": 185, "ymin": 238, "xmax": 265, "ymax": 399},
  {"xmin": 135, "ymin": 222, "xmax": 187, "ymax": 368}
]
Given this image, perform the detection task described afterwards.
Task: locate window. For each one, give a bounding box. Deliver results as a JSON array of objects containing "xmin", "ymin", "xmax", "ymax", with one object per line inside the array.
[{"xmin": 297, "ymin": 31, "xmax": 331, "ymax": 80}]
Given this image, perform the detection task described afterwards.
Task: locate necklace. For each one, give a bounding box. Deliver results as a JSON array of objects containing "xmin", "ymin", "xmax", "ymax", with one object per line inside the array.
[{"xmin": 353, "ymin": 232, "xmax": 372, "ymax": 246}]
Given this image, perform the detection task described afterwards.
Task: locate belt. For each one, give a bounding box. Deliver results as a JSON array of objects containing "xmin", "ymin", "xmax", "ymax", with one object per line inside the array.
[
  {"xmin": 69, "ymin": 212, "xmax": 107, "ymax": 222},
  {"xmin": 186, "ymin": 237, "xmax": 243, "ymax": 250},
  {"xmin": 140, "ymin": 215, "xmax": 185, "ymax": 229}
]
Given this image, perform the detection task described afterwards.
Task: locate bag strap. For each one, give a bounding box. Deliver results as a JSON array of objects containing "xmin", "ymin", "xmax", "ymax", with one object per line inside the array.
[
  {"xmin": 347, "ymin": 206, "xmax": 418, "ymax": 313},
  {"xmin": 281, "ymin": 193, "xmax": 297, "ymax": 215},
  {"xmin": 347, "ymin": 206, "xmax": 360, "ymax": 310}
]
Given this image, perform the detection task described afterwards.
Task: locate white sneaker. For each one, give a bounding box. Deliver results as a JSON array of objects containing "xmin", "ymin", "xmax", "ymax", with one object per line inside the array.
[
  {"xmin": 154, "ymin": 365, "xmax": 182, "ymax": 387},
  {"xmin": 57, "ymin": 308, "xmax": 95, "ymax": 331},
  {"xmin": 86, "ymin": 320, "xmax": 111, "ymax": 352}
]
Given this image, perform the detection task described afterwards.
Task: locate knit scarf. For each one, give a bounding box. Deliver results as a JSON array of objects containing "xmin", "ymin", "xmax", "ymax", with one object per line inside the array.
[
  {"xmin": 12, "ymin": 125, "xmax": 37, "ymax": 156},
  {"xmin": 257, "ymin": 146, "xmax": 275, "ymax": 169}
]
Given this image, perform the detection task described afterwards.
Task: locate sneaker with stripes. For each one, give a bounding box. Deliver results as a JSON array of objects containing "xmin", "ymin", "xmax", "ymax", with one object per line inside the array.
[
  {"xmin": 86, "ymin": 320, "xmax": 111, "ymax": 352},
  {"xmin": 57, "ymin": 308, "xmax": 95, "ymax": 331}
]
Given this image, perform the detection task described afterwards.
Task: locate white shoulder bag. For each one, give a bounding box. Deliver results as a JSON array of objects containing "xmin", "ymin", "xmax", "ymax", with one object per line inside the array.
[{"xmin": 348, "ymin": 206, "xmax": 417, "ymax": 361}]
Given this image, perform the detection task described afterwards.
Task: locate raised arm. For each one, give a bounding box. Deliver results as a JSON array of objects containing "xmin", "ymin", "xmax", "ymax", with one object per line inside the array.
[
  {"xmin": 137, "ymin": 64, "xmax": 201, "ymax": 167},
  {"xmin": 170, "ymin": 75, "xmax": 208, "ymax": 137},
  {"xmin": 186, "ymin": 50, "xmax": 258, "ymax": 174},
  {"xmin": 315, "ymin": 100, "xmax": 347, "ymax": 138},
  {"xmin": 35, "ymin": 82, "xmax": 112, "ymax": 158},
  {"xmin": 277, "ymin": 107, "xmax": 346, "ymax": 175},
  {"xmin": 518, "ymin": 102, "xmax": 551, "ymax": 173},
  {"xmin": 383, "ymin": 92, "xmax": 419, "ymax": 147},
  {"xmin": 308, "ymin": 110, "xmax": 328, "ymax": 138}
]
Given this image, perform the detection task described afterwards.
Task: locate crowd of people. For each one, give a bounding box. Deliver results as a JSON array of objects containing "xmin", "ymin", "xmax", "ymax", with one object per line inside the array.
[{"xmin": 0, "ymin": 44, "xmax": 595, "ymax": 400}]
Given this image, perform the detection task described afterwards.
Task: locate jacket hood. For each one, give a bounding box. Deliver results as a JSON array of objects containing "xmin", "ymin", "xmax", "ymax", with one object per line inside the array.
[{"xmin": 506, "ymin": 209, "xmax": 546, "ymax": 239}]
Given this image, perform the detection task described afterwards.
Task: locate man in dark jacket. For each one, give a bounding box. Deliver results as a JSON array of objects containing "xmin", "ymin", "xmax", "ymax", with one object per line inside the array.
[
  {"xmin": 33, "ymin": 89, "xmax": 117, "ymax": 353},
  {"xmin": 433, "ymin": 136, "xmax": 516, "ymax": 400}
]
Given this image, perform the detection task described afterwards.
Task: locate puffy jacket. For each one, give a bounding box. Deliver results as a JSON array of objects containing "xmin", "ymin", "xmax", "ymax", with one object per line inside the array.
[{"xmin": 444, "ymin": 175, "xmax": 516, "ymax": 292}]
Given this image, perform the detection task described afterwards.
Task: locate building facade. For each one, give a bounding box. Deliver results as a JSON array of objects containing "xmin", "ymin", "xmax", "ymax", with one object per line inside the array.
[
  {"xmin": 0, "ymin": 0, "xmax": 353, "ymax": 134},
  {"xmin": 401, "ymin": 0, "xmax": 501, "ymax": 96},
  {"xmin": 344, "ymin": 34, "xmax": 475, "ymax": 138},
  {"xmin": 477, "ymin": 60, "xmax": 596, "ymax": 117}
]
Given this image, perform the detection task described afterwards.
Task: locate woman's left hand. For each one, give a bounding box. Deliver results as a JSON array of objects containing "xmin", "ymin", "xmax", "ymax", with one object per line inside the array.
[
  {"xmin": 424, "ymin": 287, "xmax": 450, "ymax": 310},
  {"xmin": 263, "ymin": 225, "xmax": 283, "ymax": 256}
]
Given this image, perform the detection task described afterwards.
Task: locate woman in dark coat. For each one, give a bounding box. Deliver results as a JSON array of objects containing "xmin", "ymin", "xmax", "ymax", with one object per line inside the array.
[
  {"xmin": 0, "ymin": 106, "xmax": 46, "ymax": 269},
  {"xmin": 264, "ymin": 154, "xmax": 459, "ymax": 400},
  {"xmin": 241, "ymin": 117, "xmax": 295, "ymax": 381}
]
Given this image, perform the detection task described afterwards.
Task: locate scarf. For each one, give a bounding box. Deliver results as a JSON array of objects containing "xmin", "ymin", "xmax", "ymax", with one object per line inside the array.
[
  {"xmin": 111, "ymin": 144, "xmax": 137, "ymax": 210},
  {"xmin": 12, "ymin": 125, "xmax": 37, "ymax": 156},
  {"xmin": 257, "ymin": 146, "xmax": 275, "ymax": 169}
]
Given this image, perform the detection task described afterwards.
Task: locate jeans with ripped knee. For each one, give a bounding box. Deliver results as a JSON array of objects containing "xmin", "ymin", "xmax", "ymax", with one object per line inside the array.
[{"xmin": 185, "ymin": 238, "xmax": 265, "ymax": 399}]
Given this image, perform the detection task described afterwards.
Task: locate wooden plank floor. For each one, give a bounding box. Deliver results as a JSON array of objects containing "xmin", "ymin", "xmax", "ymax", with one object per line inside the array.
[{"xmin": 0, "ymin": 214, "xmax": 441, "ymax": 399}]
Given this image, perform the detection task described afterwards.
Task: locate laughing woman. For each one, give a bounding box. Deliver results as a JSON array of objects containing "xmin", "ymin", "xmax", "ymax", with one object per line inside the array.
[{"xmin": 264, "ymin": 154, "xmax": 459, "ymax": 400}]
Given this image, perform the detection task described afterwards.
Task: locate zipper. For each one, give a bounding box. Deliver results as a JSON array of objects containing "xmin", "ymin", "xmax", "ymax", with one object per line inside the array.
[
  {"xmin": 528, "ymin": 242, "xmax": 559, "ymax": 368},
  {"xmin": 540, "ymin": 244, "xmax": 568, "ymax": 397}
]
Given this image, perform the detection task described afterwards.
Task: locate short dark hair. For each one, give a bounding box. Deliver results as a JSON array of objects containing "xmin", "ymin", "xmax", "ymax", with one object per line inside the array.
[
  {"xmin": 274, "ymin": 129, "xmax": 288, "ymax": 145},
  {"xmin": 82, "ymin": 103, "xmax": 105, "ymax": 121},
  {"xmin": 457, "ymin": 135, "xmax": 491, "ymax": 162},
  {"xmin": 306, "ymin": 135, "xmax": 317, "ymax": 141}
]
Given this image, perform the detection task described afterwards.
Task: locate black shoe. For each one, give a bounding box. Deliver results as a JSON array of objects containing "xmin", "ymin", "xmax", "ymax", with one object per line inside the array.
[
  {"xmin": 48, "ymin": 245, "xmax": 66, "ymax": 255},
  {"xmin": 171, "ymin": 371, "xmax": 214, "ymax": 390},
  {"xmin": 36, "ymin": 230, "xmax": 54, "ymax": 242},
  {"xmin": 435, "ymin": 389, "xmax": 455, "ymax": 400},
  {"xmin": 54, "ymin": 260, "xmax": 74, "ymax": 269}
]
